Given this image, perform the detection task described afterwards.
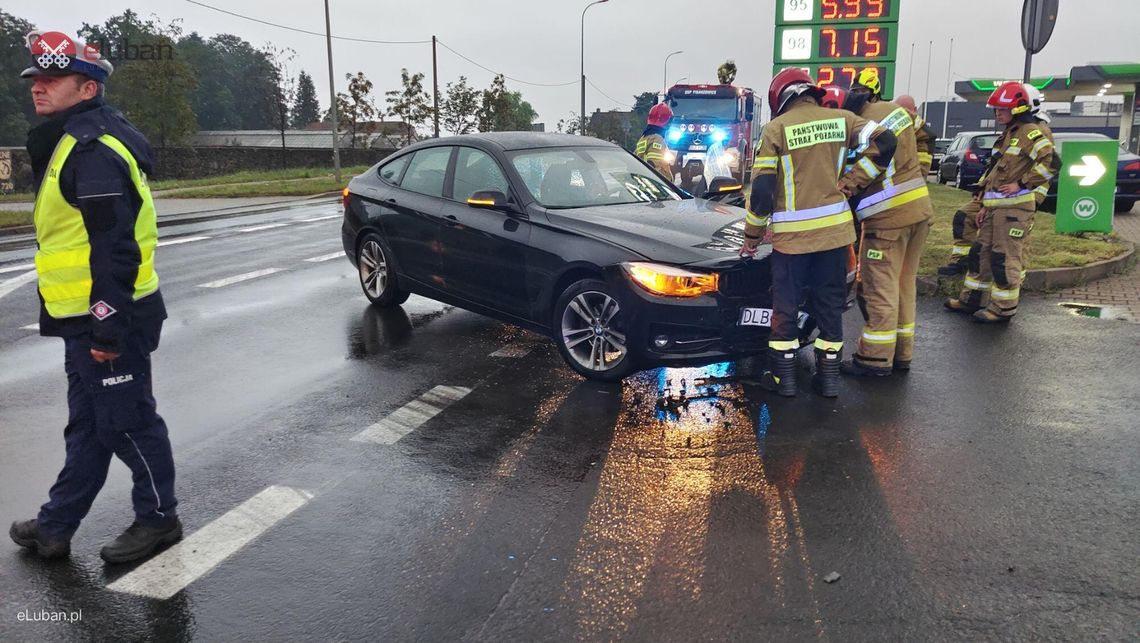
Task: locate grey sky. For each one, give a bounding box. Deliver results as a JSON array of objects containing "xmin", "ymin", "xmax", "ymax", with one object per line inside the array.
[{"xmin": 10, "ymin": 0, "xmax": 1140, "ymax": 127}]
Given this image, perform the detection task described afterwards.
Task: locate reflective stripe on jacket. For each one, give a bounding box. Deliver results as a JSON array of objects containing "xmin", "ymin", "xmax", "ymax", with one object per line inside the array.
[
  {"xmin": 34, "ymin": 133, "xmax": 159, "ymax": 318},
  {"xmin": 854, "ymin": 101, "xmax": 932, "ymax": 229}
]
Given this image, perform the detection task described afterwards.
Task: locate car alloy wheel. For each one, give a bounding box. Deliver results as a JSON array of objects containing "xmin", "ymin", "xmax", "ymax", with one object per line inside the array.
[
  {"xmin": 359, "ymin": 239, "xmax": 388, "ymax": 300},
  {"xmin": 560, "ymin": 290, "xmax": 627, "ymax": 373}
]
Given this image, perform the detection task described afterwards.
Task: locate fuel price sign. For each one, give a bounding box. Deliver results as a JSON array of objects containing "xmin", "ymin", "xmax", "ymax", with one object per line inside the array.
[{"xmin": 774, "ymin": 0, "xmax": 901, "ymax": 98}]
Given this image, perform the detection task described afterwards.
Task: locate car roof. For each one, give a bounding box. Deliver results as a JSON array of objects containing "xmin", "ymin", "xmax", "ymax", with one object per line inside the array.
[
  {"xmin": 956, "ymin": 131, "xmax": 999, "ymax": 137},
  {"xmin": 399, "ymin": 132, "xmax": 616, "ymax": 153},
  {"xmin": 1053, "ymin": 132, "xmax": 1111, "ymax": 139}
]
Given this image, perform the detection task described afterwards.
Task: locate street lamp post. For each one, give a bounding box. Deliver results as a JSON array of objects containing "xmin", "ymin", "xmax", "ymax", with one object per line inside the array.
[
  {"xmin": 580, "ymin": 0, "xmax": 609, "ymax": 135},
  {"xmin": 664, "ymin": 50, "xmax": 683, "ymax": 97},
  {"xmin": 323, "ymin": 0, "xmax": 340, "ymax": 184}
]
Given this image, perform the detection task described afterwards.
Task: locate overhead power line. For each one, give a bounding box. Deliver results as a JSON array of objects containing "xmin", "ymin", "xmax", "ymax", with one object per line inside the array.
[
  {"xmin": 184, "ymin": 0, "xmax": 430, "ymax": 44},
  {"xmin": 586, "ymin": 79, "xmax": 633, "ymax": 109},
  {"xmin": 434, "ymin": 40, "xmax": 577, "ymax": 88}
]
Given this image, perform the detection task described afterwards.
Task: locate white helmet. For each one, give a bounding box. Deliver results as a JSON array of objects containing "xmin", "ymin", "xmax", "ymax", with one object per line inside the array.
[{"xmin": 1023, "ymin": 84, "xmax": 1051, "ymax": 122}]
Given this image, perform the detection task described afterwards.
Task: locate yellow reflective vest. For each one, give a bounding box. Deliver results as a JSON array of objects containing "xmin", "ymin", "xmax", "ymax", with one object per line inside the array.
[{"xmin": 34, "ymin": 133, "xmax": 159, "ymax": 319}]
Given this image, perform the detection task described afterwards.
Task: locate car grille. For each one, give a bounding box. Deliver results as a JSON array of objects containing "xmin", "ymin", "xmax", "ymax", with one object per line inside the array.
[{"xmin": 718, "ymin": 260, "xmax": 771, "ymax": 299}]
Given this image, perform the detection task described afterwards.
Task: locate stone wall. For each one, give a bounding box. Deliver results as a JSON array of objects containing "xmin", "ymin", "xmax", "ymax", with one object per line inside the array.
[{"xmin": 0, "ymin": 146, "xmax": 392, "ymax": 193}]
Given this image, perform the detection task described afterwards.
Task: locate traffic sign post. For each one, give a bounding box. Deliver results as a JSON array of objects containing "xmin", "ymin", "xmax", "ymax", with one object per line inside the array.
[{"xmin": 1055, "ymin": 140, "xmax": 1119, "ymax": 234}]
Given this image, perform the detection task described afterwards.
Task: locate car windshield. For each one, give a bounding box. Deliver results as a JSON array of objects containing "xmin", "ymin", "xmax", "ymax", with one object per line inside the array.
[
  {"xmin": 669, "ymin": 97, "xmax": 739, "ymax": 121},
  {"xmin": 973, "ymin": 135, "xmax": 1000, "ymax": 150},
  {"xmin": 509, "ymin": 147, "xmax": 682, "ymax": 209}
]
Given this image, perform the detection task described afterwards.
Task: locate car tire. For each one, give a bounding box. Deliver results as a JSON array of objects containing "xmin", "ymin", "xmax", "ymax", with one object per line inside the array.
[
  {"xmin": 955, "ymin": 168, "xmax": 966, "ymax": 190},
  {"xmin": 553, "ymin": 279, "xmax": 634, "ymax": 382},
  {"xmin": 357, "ymin": 233, "xmax": 410, "ymax": 307},
  {"xmin": 1114, "ymin": 198, "xmax": 1137, "ymax": 213}
]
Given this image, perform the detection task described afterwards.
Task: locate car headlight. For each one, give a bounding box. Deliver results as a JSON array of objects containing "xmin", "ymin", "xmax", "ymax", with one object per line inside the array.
[
  {"xmin": 623, "ymin": 262, "xmax": 719, "ymax": 297},
  {"xmin": 667, "ymin": 127, "xmax": 683, "ymax": 143},
  {"xmin": 712, "ymin": 129, "xmax": 727, "ymax": 143}
]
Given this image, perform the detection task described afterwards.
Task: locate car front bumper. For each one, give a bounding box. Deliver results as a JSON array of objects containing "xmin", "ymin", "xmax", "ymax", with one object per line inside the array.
[{"xmin": 603, "ymin": 258, "xmax": 773, "ymax": 368}]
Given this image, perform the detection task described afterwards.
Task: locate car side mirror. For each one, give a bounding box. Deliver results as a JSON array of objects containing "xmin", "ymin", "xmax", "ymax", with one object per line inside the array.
[
  {"xmin": 707, "ymin": 177, "xmax": 744, "ymax": 194},
  {"xmin": 467, "ymin": 190, "xmax": 509, "ymax": 210}
]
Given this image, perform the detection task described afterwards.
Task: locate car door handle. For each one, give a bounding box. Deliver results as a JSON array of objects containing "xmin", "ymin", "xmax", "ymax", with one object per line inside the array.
[
  {"xmin": 385, "ymin": 197, "xmax": 397, "ymax": 204},
  {"xmin": 443, "ymin": 214, "xmax": 460, "ymax": 226}
]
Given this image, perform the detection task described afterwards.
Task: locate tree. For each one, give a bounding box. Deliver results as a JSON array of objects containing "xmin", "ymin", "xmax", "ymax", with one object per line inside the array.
[
  {"xmin": 177, "ymin": 32, "xmax": 239, "ymax": 130},
  {"xmin": 205, "ymin": 33, "xmax": 279, "ymax": 129},
  {"xmin": 291, "ymin": 70, "xmax": 320, "ymax": 129},
  {"xmin": 476, "ymin": 75, "xmax": 537, "ymax": 133},
  {"xmin": 328, "ymin": 72, "xmax": 379, "ymax": 149},
  {"xmin": 632, "ymin": 92, "xmax": 658, "ymax": 121},
  {"xmin": 555, "ymin": 113, "xmax": 582, "ymax": 135},
  {"xmin": 385, "ymin": 68, "xmax": 432, "ymax": 145},
  {"xmin": 440, "ymin": 76, "xmax": 479, "ymax": 135},
  {"xmin": 264, "ymin": 45, "xmax": 296, "ymax": 158},
  {"xmin": 0, "ymin": 10, "xmax": 35, "ymax": 146},
  {"xmin": 82, "ymin": 14, "xmax": 198, "ymax": 147}
]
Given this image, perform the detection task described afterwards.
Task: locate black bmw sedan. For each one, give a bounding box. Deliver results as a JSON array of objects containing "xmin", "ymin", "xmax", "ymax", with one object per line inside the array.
[{"xmin": 340, "ymin": 133, "xmax": 773, "ymax": 381}]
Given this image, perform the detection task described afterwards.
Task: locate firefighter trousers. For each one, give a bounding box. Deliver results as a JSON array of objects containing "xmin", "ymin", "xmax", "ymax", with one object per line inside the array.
[
  {"xmin": 957, "ymin": 207, "xmax": 1034, "ymax": 317},
  {"xmin": 854, "ymin": 220, "xmax": 931, "ymax": 368},
  {"xmin": 768, "ymin": 247, "xmax": 848, "ymax": 354},
  {"xmin": 948, "ymin": 198, "xmax": 981, "ymax": 262}
]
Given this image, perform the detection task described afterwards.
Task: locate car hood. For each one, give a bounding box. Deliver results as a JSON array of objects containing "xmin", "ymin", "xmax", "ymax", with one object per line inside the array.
[{"xmin": 543, "ymin": 198, "xmax": 771, "ymax": 268}]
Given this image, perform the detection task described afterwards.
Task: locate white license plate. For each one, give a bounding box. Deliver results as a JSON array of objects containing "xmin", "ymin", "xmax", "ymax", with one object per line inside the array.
[{"xmin": 739, "ymin": 307, "xmax": 773, "ymax": 327}]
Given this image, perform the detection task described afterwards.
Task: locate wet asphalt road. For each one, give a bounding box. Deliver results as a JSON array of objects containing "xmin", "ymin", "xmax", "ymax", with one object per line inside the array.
[{"xmin": 0, "ymin": 203, "xmax": 1137, "ymax": 641}]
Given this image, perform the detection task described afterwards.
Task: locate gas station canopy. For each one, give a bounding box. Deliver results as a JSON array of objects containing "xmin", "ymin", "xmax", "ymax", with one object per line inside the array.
[{"xmin": 954, "ymin": 64, "xmax": 1140, "ymax": 102}]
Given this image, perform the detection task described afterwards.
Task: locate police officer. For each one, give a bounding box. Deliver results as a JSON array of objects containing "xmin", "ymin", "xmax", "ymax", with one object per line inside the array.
[
  {"xmin": 741, "ymin": 68, "xmax": 896, "ymax": 397},
  {"xmin": 945, "ymin": 82, "xmax": 1055, "ymax": 322},
  {"xmin": 9, "ymin": 31, "xmax": 181, "ymax": 563},
  {"xmin": 635, "ymin": 102, "xmax": 674, "ymax": 180},
  {"xmin": 839, "ymin": 69, "xmax": 933, "ymax": 376}
]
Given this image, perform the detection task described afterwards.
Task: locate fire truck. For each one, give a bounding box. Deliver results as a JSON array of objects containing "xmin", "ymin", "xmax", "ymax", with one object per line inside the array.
[{"xmin": 663, "ymin": 83, "xmax": 762, "ymax": 194}]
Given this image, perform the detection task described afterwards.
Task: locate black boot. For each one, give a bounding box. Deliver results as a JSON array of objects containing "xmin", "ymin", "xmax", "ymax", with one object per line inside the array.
[
  {"xmin": 9, "ymin": 519, "xmax": 70, "ymax": 560},
  {"xmin": 937, "ymin": 259, "xmax": 968, "ymax": 276},
  {"xmin": 812, "ymin": 349, "xmax": 841, "ymax": 398},
  {"xmin": 100, "ymin": 519, "xmax": 183, "ymax": 564},
  {"xmin": 760, "ymin": 348, "xmax": 797, "ymax": 397}
]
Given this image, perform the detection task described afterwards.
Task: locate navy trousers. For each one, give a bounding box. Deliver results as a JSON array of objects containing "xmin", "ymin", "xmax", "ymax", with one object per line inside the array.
[
  {"xmin": 38, "ymin": 324, "xmax": 177, "ymax": 539},
  {"xmin": 769, "ymin": 247, "xmax": 848, "ymax": 345}
]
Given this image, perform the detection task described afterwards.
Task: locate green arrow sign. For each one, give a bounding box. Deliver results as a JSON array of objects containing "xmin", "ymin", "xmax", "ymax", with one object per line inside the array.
[{"xmin": 1055, "ymin": 139, "xmax": 1118, "ymax": 233}]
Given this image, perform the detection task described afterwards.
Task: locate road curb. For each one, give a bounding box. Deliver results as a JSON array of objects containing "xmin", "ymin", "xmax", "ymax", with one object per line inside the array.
[{"xmin": 924, "ymin": 242, "xmax": 1136, "ymax": 296}]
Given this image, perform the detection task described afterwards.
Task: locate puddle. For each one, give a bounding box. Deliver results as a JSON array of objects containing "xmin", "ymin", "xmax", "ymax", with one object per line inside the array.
[{"xmin": 1059, "ymin": 302, "xmax": 1134, "ymax": 321}]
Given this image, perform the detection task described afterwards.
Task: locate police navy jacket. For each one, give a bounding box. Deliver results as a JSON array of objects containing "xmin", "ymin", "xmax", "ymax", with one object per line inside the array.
[{"xmin": 26, "ymin": 97, "xmax": 167, "ymax": 353}]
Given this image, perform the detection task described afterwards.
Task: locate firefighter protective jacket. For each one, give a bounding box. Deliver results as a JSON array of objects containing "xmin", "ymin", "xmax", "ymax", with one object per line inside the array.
[
  {"xmin": 634, "ymin": 127, "xmax": 672, "ymax": 179},
  {"xmin": 747, "ymin": 96, "xmax": 895, "ymax": 254},
  {"xmin": 913, "ymin": 114, "xmax": 935, "ymax": 175},
  {"xmin": 852, "ymin": 100, "xmax": 933, "ymax": 230},
  {"xmin": 978, "ymin": 119, "xmax": 1056, "ymax": 211}
]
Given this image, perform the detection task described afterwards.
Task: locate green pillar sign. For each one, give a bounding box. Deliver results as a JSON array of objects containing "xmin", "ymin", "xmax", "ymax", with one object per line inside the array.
[{"xmin": 1055, "ymin": 140, "xmax": 1119, "ymax": 233}]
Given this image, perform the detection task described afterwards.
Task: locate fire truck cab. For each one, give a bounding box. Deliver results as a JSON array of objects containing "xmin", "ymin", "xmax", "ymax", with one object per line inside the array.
[{"xmin": 663, "ymin": 83, "xmax": 761, "ymax": 195}]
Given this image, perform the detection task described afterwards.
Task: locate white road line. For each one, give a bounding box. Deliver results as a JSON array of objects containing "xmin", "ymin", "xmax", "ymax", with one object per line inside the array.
[
  {"xmin": 237, "ymin": 223, "xmax": 288, "ymax": 233},
  {"xmin": 352, "ymin": 385, "xmax": 473, "ymax": 445},
  {"xmin": 0, "ymin": 263, "xmax": 34, "ymax": 274},
  {"xmin": 107, "ymin": 485, "xmax": 313, "ymax": 600},
  {"xmin": 298, "ymin": 214, "xmax": 340, "ymax": 222},
  {"xmin": 0, "ymin": 270, "xmax": 37, "ymax": 301},
  {"xmin": 490, "ymin": 344, "xmax": 534, "ymax": 358},
  {"xmin": 197, "ymin": 267, "xmax": 283, "ymax": 289},
  {"xmin": 21, "ymin": 323, "xmax": 39, "ymax": 331},
  {"xmin": 304, "ymin": 252, "xmax": 344, "ymax": 263},
  {"xmin": 158, "ymin": 235, "xmax": 211, "ymax": 247}
]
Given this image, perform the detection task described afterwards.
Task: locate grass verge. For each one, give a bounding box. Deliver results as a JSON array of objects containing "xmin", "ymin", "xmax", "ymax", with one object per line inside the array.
[
  {"xmin": 0, "ymin": 210, "xmax": 32, "ymax": 228},
  {"xmin": 920, "ymin": 183, "xmax": 1128, "ymax": 275}
]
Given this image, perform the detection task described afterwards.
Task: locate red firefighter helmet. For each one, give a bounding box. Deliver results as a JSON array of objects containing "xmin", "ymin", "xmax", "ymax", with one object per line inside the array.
[
  {"xmin": 769, "ymin": 68, "xmax": 825, "ymax": 117},
  {"xmin": 647, "ymin": 102, "xmax": 673, "ymax": 127},
  {"xmin": 986, "ymin": 81, "xmax": 1032, "ymax": 115},
  {"xmin": 820, "ymin": 85, "xmax": 848, "ymax": 109}
]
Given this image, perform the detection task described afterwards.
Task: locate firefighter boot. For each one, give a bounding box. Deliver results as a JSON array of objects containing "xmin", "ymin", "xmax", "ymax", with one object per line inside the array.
[
  {"xmin": 9, "ymin": 519, "xmax": 70, "ymax": 560},
  {"xmin": 937, "ymin": 258, "xmax": 968, "ymax": 276},
  {"xmin": 760, "ymin": 349, "xmax": 797, "ymax": 397},
  {"xmin": 972, "ymin": 309, "xmax": 1013, "ymax": 324},
  {"xmin": 943, "ymin": 298, "xmax": 980, "ymax": 314},
  {"xmin": 811, "ymin": 349, "xmax": 841, "ymax": 398}
]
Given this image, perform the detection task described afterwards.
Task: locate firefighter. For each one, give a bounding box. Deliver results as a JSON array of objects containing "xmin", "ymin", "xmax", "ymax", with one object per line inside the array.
[
  {"xmin": 820, "ymin": 85, "xmax": 847, "ymax": 109},
  {"xmin": 896, "ymin": 95, "xmax": 935, "ymax": 175},
  {"xmin": 9, "ymin": 31, "xmax": 181, "ymax": 563},
  {"xmin": 945, "ymin": 82, "xmax": 1055, "ymax": 322},
  {"xmin": 741, "ymin": 68, "xmax": 896, "ymax": 398},
  {"xmin": 635, "ymin": 102, "xmax": 674, "ymax": 180},
  {"xmin": 837, "ymin": 69, "xmax": 933, "ymax": 376}
]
